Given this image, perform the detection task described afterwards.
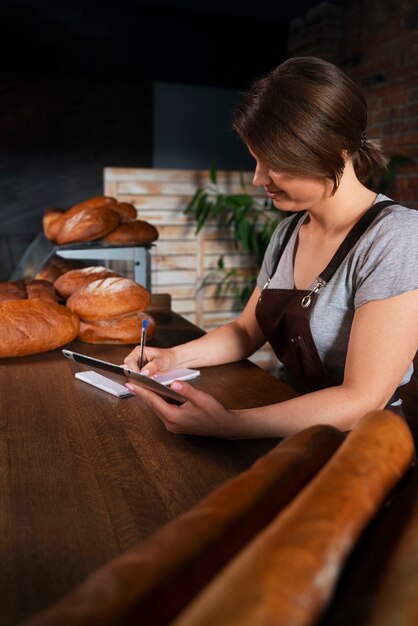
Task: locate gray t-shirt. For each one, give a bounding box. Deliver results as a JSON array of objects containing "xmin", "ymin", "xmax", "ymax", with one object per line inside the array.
[{"xmin": 257, "ymin": 194, "xmax": 418, "ymax": 387}]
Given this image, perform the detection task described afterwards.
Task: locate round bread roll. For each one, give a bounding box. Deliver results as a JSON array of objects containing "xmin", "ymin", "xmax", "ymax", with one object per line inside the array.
[
  {"xmin": 78, "ymin": 311, "xmax": 156, "ymax": 344},
  {"xmin": 54, "ymin": 266, "xmax": 122, "ymax": 299},
  {"xmin": 105, "ymin": 220, "xmax": 159, "ymax": 245},
  {"xmin": 36, "ymin": 257, "xmax": 86, "ymax": 284},
  {"xmin": 66, "ymin": 277, "xmax": 151, "ymax": 321},
  {"xmin": 42, "ymin": 208, "xmax": 66, "ymax": 241},
  {"xmin": 56, "ymin": 206, "xmax": 120, "ymax": 245},
  {"xmin": 0, "ymin": 300, "xmax": 80, "ymax": 357}
]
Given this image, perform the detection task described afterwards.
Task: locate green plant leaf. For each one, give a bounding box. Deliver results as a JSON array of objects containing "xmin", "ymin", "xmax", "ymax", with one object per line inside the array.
[
  {"xmin": 210, "ymin": 161, "xmax": 218, "ymax": 184},
  {"xmin": 184, "ymin": 187, "xmax": 205, "ymax": 214},
  {"xmin": 183, "ymin": 164, "xmax": 286, "ymax": 304}
]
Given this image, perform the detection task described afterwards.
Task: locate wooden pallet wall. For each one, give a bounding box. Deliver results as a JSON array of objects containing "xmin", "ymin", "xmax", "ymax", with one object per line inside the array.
[{"xmin": 104, "ymin": 167, "xmax": 277, "ymax": 371}]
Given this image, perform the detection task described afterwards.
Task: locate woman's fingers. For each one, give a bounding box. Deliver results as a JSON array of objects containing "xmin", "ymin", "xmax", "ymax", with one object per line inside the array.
[
  {"xmin": 125, "ymin": 381, "xmax": 184, "ymax": 431},
  {"xmin": 125, "ymin": 379, "xmax": 233, "ymax": 438},
  {"xmin": 140, "ymin": 355, "xmax": 168, "ymax": 377},
  {"xmin": 124, "ymin": 347, "xmax": 174, "ymax": 375},
  {"xmin": 124, "ymin": 347, "xmax": 141, "ymax": 372}
]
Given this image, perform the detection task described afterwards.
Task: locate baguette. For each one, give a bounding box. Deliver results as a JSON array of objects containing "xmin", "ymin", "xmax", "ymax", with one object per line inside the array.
[
  {"xmin": 23, "ymin": 425, "xmax": 344, "ymax": 626},
  {"xmin": 361, "ymin": 467, "xmax": 418, "ymax": 625},
  {"xmin": 172, "ymin": 411, "xmax": 414, "ymax": 626}
]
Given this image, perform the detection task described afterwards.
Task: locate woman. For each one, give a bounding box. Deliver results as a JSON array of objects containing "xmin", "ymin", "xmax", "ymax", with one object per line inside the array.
[{"xmin": 124, "ymin": 56, "xmax": 418, "ymax": 438}]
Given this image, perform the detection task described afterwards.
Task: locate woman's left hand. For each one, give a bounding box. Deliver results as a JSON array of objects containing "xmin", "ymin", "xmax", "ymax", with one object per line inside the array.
[{"xmin": 125, "ymin": 380, "xmax": 237, "ymax": 438}]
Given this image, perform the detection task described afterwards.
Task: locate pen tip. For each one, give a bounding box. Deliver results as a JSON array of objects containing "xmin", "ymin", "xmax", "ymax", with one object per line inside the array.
[{"xmin": 142, "ymin": 319, "xmax": 148, "ymax": 329}]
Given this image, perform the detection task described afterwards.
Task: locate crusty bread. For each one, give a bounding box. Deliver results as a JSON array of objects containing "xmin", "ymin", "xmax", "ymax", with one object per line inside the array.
[
  {"xmin": 78, "ymin": 310, "xmax": 156, "ymax": 344},
  {"xmin": 0, "ymin": 280, "xmax": 25, "ymax": 293},
  {"xmin": 56, "ymin": 206, "xmax": 120, "ymax": 245},
  {"xmin": 35, "ymin": 257, "xmax": 86, "ymax": 284},
  {"xmin": 173, "ymin": 411, "xmax": 414, "ymax": 626},
  {"xmin": 65, "ymin": 196, "xmax": 117, "ymax": 218},
  {"xmin": 43, "ymin": 197, "xmax": 118, "ymax": 243},
  {"xmin": 66, "ymin": 277, "xmax": 151, "ymax": 321},
  {"xmin": 22, "ymin": 425, "xmax": 344, "ymax": 626},
  {"xmin": 0, "ymin": 300, "xmax": 79, "ymax": 357},
  {"xmin": 105, "ymin": 219, "xmax": 159, "ymax": 245},
  {"xmin": 53, "ymin": 266, "xmax": 122, "ymax": 300},
  {"xmin": 42, "ymin": 208, "xmax": 66, "ymax": 241},
  {"xmin": 0, "ymin": 280, "xmax": 58, "ymax": 303},
  {"xmin": 358, "ymin": 458, "xmax": 418, "ymax": 626},
  {"xmin": 26, "ymin": 280, "xmax": 59, "ymax": 303},
  {"xmin": 110, "ymin": 202, "xmax": 137, "ymax": 222},
  {"xmin": 0, "ymin": 281, "xmax": 27, "ymax": 301}
]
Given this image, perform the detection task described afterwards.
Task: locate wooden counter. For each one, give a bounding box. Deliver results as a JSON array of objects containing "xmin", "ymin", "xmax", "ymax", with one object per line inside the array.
[
  {"xmin": 1, "ymin": 309, "xmax": 418, "ymax": 625},
  {"xmin": 0, "ymin": 310, "xmax": 296, "ymax": 625}
]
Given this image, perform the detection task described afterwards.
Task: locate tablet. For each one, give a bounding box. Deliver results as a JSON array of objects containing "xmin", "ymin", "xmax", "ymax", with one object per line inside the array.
[{"xmin": 62, "ymin": 349, "xmax": 187, "ymax": 405}]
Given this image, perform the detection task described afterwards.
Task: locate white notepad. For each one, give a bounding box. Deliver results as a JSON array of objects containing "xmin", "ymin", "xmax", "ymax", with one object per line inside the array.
[{"xmin": 75, "ymin": 368, "xmax": 200, "ymax": 398}]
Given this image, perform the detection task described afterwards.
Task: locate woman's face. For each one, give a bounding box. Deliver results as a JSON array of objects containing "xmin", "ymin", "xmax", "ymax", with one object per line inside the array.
[{"xmin": 249, "ymin": 148, "xmax": 333, "ymax": 212}]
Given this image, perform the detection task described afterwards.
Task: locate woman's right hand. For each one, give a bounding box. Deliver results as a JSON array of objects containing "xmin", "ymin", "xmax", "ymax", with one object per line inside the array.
[{"xmin": 123, "ymin": 346, "xmax": 177, "ymax": 376}]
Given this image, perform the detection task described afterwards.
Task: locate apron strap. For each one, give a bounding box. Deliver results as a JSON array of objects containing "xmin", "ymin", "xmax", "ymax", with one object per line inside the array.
[
  {"xmin": 319, "ymin": 200, "xmax": 396, "ymax": 283},
  {"xmin": 269, "ymin": 212, "xmax": 306, "ymax": 278}
]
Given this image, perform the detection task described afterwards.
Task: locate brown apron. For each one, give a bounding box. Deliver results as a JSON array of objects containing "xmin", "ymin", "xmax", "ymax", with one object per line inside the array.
[{"xmin": 255, "ymin": 200, "xmax": 401, "ymax": 408}]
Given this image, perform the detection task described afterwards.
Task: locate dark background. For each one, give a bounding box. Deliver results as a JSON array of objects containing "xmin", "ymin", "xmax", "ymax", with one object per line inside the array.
[{"xmin": 0, "ymin": 0, "xmax": 343, "ymax": 278}]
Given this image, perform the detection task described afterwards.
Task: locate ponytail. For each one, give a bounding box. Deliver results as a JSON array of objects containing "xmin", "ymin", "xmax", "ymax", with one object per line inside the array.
[{"xmin": 352, "ymin": 138, "xmax": 389, "ymax": 183}]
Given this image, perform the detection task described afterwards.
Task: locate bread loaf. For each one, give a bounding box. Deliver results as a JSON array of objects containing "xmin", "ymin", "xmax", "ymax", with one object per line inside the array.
[
  {"xmin": 26, "ymin": 280, "xmax": 59, "ymax": 303},
  {"xmin": 53, "ymin": 266, "xmax": 122, "ymax": 299},
  {"xmin": 172, "ymin": 411, "xmax": 414, "ymax": 626},
  {"xmin": 56, "ymin": 206, "xmax": 120, "ymax": 245},
  {"xmin": 0, "ymin": 281, "xmax": 58, "ymax": 303},
  {"xmin": 110, "ymin": 202, "xmax": 137, "ymax": 222},
  {"xmin": 35, "ymin": 257, "xmax": 86, "ymax": 284},
  {"xmin": 105, "ymin": 219, "xmax": 159, "ymax": 245},
  {"xmin": 22, "ymin": 425, "xmax": 345, "ymax": 626},
  {"xmin": 78, "ymin": 310, "xmax": 156, "ymax": 344},
  {"xmin": 66, "ymin": 195, "xmax": 117, "ymax": 217},
  {"xmin": 359, "ymin": 468, "xmax": 418, "ymax": 625},
  {"xmin": 42, "ymin": 208, "xmax": 66, "ymax": 241},
  {"xmin": 66, "ymin": 277, "xmax": 151, "ymax": 321},
  {"xmin": 0, "ymin": 281, "xmax": 27, "ymax": 301},
  {"xmin": 0, "ymin": 300, "xmax": 79, "ymax": 357}
]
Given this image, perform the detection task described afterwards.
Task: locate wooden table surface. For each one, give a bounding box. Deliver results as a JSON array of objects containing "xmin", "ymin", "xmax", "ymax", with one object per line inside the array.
[
  {"xmin": 2, "ymin": 309, "xmax": 418, "ymax": 626},
  {"xmin": 0, "ymin": 309, "xmax": 298, "ymax": 625}
]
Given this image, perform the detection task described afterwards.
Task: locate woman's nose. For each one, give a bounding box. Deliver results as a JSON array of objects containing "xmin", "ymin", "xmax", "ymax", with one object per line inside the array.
[{"xmin": 252, "ymin": 163, "xmax": 271, "ymax": 187}]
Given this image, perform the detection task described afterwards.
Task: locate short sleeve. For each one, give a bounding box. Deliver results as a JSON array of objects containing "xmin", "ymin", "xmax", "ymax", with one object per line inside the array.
[{"xmin": 354, "ymin": 207, "xmax": 418, "ymax": 308}]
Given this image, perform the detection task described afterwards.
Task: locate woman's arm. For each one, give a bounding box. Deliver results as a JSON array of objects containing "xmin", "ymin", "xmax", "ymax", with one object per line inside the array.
[
  {"xmin": 124, "ymin": 287, "xmax": 266, "ymax": 374},
  {"xmin": 126, "ymin": 289, "xmax": 418, "ymax": 438}
]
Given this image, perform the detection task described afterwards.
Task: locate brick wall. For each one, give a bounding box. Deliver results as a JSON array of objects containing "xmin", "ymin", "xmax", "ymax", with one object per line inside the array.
[{"xmin": 287, "ymin": 0, "xmax": 418, "ymax": 207}]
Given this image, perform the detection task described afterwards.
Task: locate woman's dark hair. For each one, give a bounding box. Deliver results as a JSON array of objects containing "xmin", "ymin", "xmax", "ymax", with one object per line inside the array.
[{"xmin": 232, "ymin": 56, "xmax": 388, "ymax": 192}]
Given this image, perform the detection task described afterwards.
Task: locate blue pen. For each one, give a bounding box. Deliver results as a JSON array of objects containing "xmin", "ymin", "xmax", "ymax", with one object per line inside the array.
[{"xmin": 139, "ymin": 319, "xmax": 148, "ymax": 370}]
